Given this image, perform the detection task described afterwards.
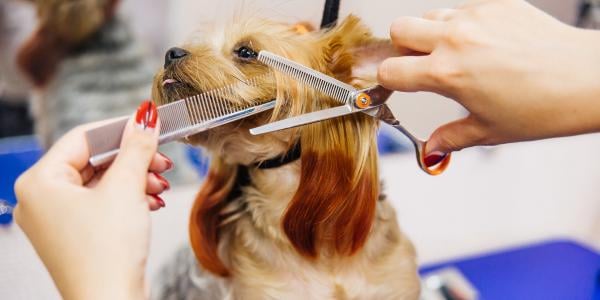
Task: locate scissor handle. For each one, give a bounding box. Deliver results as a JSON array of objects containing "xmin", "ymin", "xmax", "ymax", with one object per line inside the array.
[
  {"xmin": 386, "ymin": 122, "xmax": 451, "ymax": 176},
  {"xmin": 415, "ymin": 141, "xmax": 451, "ymax": 176}
]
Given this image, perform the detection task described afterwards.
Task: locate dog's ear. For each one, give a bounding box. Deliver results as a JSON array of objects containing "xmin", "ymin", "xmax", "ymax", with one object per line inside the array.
[
  {"xmin": 189, "ymin": 159, "xmax": 238, "ymax": 277},
  {"xmin": 280, "ymin": 15, "xmax": 383, "ymax": 259},
  {"xmin": 291, "ymin": 22, "xmax": 315, "ymax": 34},
  {"xmin": 283, "ymin": 116, "xmax": 379, "ymax": 258},
  {"xmin": 319, "ymin": 15, "xmax": 399, "ymax": 85}
]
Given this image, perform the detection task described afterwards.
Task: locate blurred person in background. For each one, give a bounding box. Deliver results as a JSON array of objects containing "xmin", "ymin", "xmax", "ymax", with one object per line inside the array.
[
  {"xmin": 16, "ymin": 0, "xmax": 154, "ymax": 148},
  {"xmin": 14, "ymin": 0, "xmax": 197, "ymax": 183},
  {"xmin": 0, "ymin": 0, "xmax": 35, "ymax": 138}
]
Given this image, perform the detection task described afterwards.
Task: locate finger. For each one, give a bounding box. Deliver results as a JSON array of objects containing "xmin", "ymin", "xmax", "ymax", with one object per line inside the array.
[
  {"xmin": 100, "ymin": 101, "xmax": 159, "ymax": 196},
  {"xmin": 93, "ymin": 146, "xmax": 174, "ymax": 173},
  {"xmin": 389, "ymin": 16, "xmax": 444, "ymax": 53},
  {"xmin": 423, "ymin": 8, "xmax": 458, "ymax": 21},
  {"xmin": 84, "ymin": 169, "xmax": 106, "ymax": 188},
  {"xmin": 37, "ymin": 117, "xmax": 128, "ymax": 186},
  {"xmin": 81, "ymin": 164, "xmax": 96, "ymax": 184},
  {"xmin": 88, "ymin": 135, "xmax": 171, "ymax": 188},
  {"xmin": 42, "ymin": 117, "xmax": 130, "ymax": 172},
  {"xmin": 377, "ymin": 56, "xmax": 433, "ymax": 92},
  {"xmin": 91, "ymin": 146, "xmax": 171, "ymax": 184},
  {"xmin": 425, "ymin": 116, "xmax": 485, "ymax": 155},
  {"xmin": 149, "ymin": 152, "xmax": 173, "ymax": 173},
  {"xmin": 146, "ymin": 172, "xmax": 170, "ymax": 195},
  {"xmin": 147, "ymin": 194, "xmax": 165, "ymax": 211}
]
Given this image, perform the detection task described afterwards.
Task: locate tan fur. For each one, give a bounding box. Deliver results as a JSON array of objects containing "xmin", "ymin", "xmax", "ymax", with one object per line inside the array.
[{"xmin": 153, "ymin": 15, "xmax": 420, "ymax": 299}]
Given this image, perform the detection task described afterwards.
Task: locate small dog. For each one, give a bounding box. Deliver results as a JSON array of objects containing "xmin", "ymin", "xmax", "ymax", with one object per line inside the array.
[{"xmin": 153, "ymin": 15, "xmax": 420, "ymax": 299}]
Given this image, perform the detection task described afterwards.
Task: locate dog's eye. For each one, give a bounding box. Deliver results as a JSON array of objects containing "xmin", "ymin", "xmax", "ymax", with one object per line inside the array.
[{"xmin": 234, "ymin": 46, "xmax": 257, "ymax": 60}]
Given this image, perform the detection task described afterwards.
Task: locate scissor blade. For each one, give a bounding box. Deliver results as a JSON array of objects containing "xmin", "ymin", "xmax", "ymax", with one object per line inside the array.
[
  {"xmin": 257, "ymin": 51, "xmax": 356, "ymax": 105},
  {"xmin": 250, "ymin": 105, "xmax": 354, "ymax": 135},
  {"xmin": 358, "ymin": 101, "xmax": 382, "ymax": 116}
]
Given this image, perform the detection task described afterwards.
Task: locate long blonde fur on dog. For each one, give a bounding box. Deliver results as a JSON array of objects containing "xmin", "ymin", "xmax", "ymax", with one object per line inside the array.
[{"xmin": 153, "ymin": 15, "xmax": 420, "ymax": 300}]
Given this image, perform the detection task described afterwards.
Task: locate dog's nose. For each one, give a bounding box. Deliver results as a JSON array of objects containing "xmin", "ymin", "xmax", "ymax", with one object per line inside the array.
[{"xmin": 164, "ymin": 47, "xmax": 189, "ymax": 68}]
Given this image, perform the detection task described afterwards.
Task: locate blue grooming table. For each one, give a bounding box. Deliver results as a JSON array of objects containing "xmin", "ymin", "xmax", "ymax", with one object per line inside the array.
[
  {"xmin": 420, "ymin": 239, "xmax": 600, "ymax": 300},
  {"xmin": 0, "ymin": 136, "xmax": 42, "ymax": 225}
]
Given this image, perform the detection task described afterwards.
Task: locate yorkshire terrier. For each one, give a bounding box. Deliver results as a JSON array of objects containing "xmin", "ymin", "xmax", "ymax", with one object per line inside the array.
[{"xmin": 153, "ymin": 15, "xmax": 420, "ymax": 299}]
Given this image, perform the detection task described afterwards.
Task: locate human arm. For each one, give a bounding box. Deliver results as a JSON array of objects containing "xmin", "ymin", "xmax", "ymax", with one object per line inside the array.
[
  {"xmin": 14, "ymin": 101, "xmax": 171, "ymax": 299},
  {"xmin": 377, "ymin": 0, "xmax": 600, "ymax": 157}
]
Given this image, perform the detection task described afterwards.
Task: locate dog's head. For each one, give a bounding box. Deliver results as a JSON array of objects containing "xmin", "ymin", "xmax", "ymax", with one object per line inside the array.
[{"xmin": 153, "ymin": 15, "xmax": 397, "ymax": 276}]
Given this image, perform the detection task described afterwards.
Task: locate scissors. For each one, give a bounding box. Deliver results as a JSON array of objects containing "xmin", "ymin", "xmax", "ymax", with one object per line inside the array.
[{"xmin": 249, "ymin": 51, "xmax": 451, "ymax": 176}]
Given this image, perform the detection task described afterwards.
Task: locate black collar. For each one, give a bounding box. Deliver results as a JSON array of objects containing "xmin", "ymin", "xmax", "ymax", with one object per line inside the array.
[
  {"xmin": 254, "ymin": 143, "xmax": 301, "ymax": 169},
  {"xmin": 223, "ymin": 144, "xmax": 302, "ymax": 209}
]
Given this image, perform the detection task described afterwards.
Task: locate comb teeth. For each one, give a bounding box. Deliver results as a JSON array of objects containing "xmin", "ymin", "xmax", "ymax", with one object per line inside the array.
[
  {"xmin": 194, "ymin": 75, "xmax": 264, "ymax": 121},
  {"xmin": 86, "ymin": 75, "xmax": 275, "ymax": 166},
  {"xmin": 257, "ymin": 51, "xmax": 356, "ymax": 104},
  {"xmin": 156, "ymin": 99, "xmax": 194, "ymax": 142}
]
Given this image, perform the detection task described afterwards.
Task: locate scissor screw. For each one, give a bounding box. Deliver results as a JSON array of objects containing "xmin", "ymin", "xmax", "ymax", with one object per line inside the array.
[{"xmin": 354, "ymin": 93, "xmax": 371, "ymax": 109}]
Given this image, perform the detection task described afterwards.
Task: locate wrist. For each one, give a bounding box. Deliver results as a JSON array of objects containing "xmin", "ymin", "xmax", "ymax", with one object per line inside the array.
[
  {"xmin": 584, "ymin": 30, "xmax": 600, "ymax": 130},
  {"xmin": 562, "ymin": 27, "xmax": 600, "ymax": 134},
  {"xmin": 519, "ymin": 25, "xmax": 600, "ymax": 140}
]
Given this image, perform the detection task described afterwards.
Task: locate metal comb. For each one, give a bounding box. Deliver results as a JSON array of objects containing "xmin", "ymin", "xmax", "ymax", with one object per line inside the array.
[
  {"xmin": 85, "ymin": 76, "xmax": 275, "ymax": 167},
  {"xmin": 257, "ymin": 51, "xmax": 356, "ymax": 106}
]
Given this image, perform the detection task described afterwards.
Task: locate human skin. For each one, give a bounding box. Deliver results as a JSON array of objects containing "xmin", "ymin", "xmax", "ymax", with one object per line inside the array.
[
  {"xmin": 14, "ymin": 101, "xmax": 170, "ymax": 300},
  {"xmin": 377, "ymin": 0, "xmax": 600, "ymax": 161}
]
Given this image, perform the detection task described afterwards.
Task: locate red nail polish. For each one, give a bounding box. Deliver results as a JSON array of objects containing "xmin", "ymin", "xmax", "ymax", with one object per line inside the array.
[
  {"xmin": 158, "ymin": 152, "xmax": 173, "ymax": 171},
  {"xmin": 135, "ymin": 100, "xmax": 158, "ymax": 129},
  {"xmin": 153, "ymin": 172, "xmax": 170, "ymax": 190},
  {"xmin": 151, "ymin": 194, "xmax": 165, "ymax": 207},
  {"xmin": 424, "ymin": 151, "xmax": 447, "ymax": 167}
]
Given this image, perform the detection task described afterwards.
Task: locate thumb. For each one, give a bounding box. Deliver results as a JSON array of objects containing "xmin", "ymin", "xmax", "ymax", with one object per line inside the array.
[
  {"xmin": 100, "ymin": 101, "xmax": 159, "ymax": 195},
  {"xmin": 425, "ymin": 116, "xmax": 485, "ymax": 156}
]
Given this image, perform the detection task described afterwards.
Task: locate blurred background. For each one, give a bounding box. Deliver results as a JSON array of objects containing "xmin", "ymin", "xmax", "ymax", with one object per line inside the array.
[{"xmin": 1, "ymin": 0, "xmax": 600, "ymax": 299}]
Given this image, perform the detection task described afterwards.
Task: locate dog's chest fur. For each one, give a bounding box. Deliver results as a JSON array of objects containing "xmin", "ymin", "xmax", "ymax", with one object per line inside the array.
[{"xmin": 155, "ymin": 163, "xmax": 420, "ymax": 300}]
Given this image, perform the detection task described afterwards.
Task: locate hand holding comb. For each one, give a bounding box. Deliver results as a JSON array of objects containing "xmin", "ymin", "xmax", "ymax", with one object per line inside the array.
[{"xmin": 85, "ymin": 76, "xmax": 275, "ymax": 167}]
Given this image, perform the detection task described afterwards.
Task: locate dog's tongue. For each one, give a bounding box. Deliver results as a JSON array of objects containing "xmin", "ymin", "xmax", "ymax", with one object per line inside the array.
[{"xmin": 162, "ymin": 79, "xmax": 178, "ymax": 86}]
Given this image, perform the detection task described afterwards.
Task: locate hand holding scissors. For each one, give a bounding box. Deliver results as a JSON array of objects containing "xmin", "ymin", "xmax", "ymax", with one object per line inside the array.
[{"xmin": 250, "ymin": 51, "xmax": 451, "ymax": 175}]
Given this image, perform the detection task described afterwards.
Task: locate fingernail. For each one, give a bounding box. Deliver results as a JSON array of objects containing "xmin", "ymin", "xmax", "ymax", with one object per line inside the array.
[
  {"xmin": 424, "ymin": 151, "xmax": 447, "ymax": 167},
  {"xmin": 153, "ymin": 172, "xmax": 170, "ymax": 191},
  {"xmin": 135, "ymin": 100, "xmax": 158, "ymax": 130},
  {"xmin": 151, "ymin": 194, "xmax": 165, "ymax": 208},
  {"xmin": 158, "ymin": 152, "xmax": 173, "ymax": 171}
]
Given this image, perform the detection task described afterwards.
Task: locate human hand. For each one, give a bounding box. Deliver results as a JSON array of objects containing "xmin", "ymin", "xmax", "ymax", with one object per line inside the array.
[
  {"xmin": 14, "ymin": 101, "xmax": 172, "ymax": 300},
  {"xmin": 378, "ymin": 0, "xmax": 600, "ymax": 158}
]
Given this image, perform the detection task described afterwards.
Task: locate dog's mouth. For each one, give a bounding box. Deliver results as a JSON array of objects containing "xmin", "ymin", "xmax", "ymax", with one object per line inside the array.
[
  {"xmin": 160, "ymin": 76, "xmax": 201, "ymax": 103},
  {"xmin": 162, "ymin": 78, "xmax": 179, "ymax": 86}
]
